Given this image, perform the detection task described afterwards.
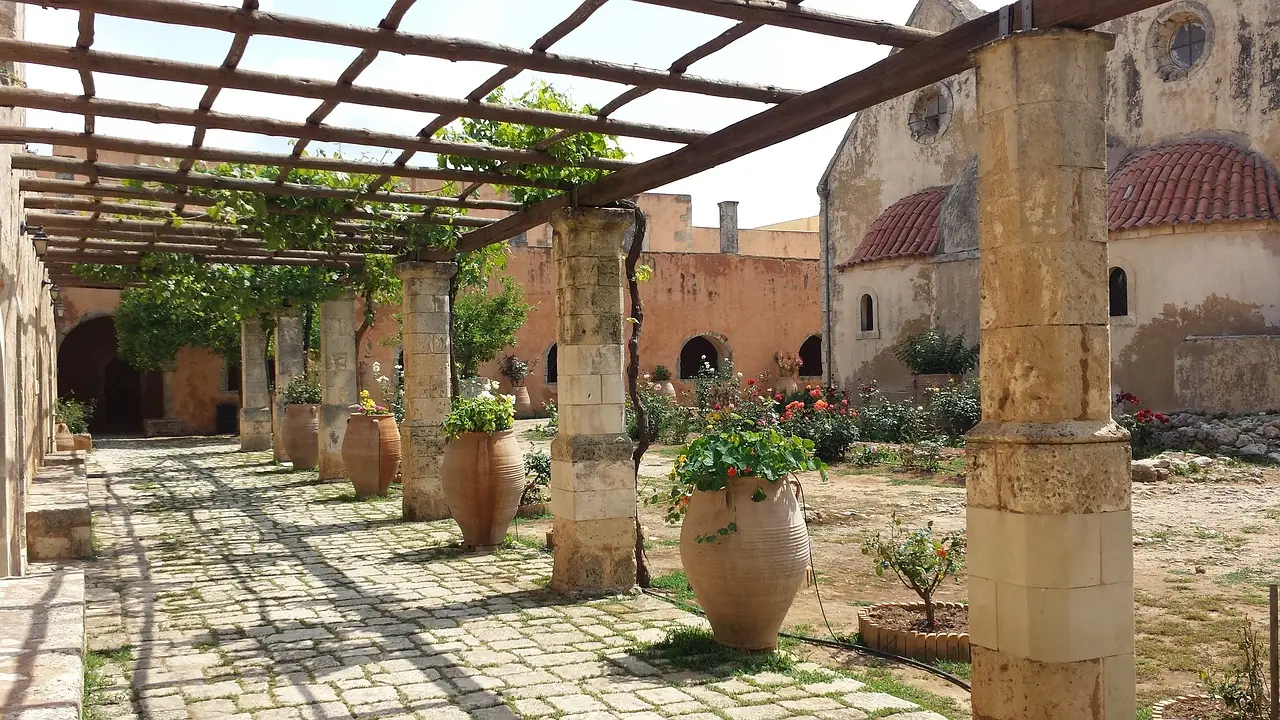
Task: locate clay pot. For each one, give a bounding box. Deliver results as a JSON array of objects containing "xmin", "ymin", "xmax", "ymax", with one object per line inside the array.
[
  {"xmin": 660, "ymin": 381, "xmax": 676, "ymax": 398},
  {"xmin": 55, "ymin": 423, "xmax": 75, "ymax": 452},
  {"xmin": 441, "ymin": 430, "xmax": 525, "ymax": 550},
  {"xmin": 777, "ymin": 378, "xmax": 799, "ymax": 396},
  {"xmin": 283, "ymin": 404, "xmax": 320, "ymax": 470},
  {"xmin": 512, "ymin": 385, "xmax": 533, "ymax": 417},
  {"xmin": 341, "ymin": 414, "xmax": 401, "ymax": 498},
  {"xmin": 680, "ymin": 477, "xmax": 809, "ymax": 651}
]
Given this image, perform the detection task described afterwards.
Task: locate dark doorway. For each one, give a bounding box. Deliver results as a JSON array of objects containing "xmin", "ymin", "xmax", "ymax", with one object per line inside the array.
[
  {"xmin": 545, "ymin": 344, "xmax": 558, "ymax": 384},
  {"xmin": 680, "ymin": 336, "xmax": 720, "ymax": 380},
  {"xmin": 799, "ymin": 336, "xmax": 823, "ymax": 378},
  {"xmin": 58, "ymin": 316, "xmax": 161, "ymax": 434},
  {"xmin": 1109, "ymin": 267, "xmax": 1129, "ymax": 317}
]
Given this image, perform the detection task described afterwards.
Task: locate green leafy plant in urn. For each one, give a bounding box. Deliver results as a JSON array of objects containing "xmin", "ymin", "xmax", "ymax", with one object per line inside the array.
[
  {"xmin": 656, "ymin": 407, "xmax": 826, "ymax": 650},
  {"xmin": 342, "ymin": 390, "xmax": 401, "ymax": 498},
  {"xmin": 441, "ymin": 381, "xmax": 525, "ymax": 550}
]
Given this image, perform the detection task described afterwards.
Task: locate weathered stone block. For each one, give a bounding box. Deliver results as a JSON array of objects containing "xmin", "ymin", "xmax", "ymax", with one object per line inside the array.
[
  {"xmin": 550, "ymin": 486, "xmax": 637, "ymax": 522},
  {"xmin": 973, "ymin": 30, "xmax": 1114, "ymax": 116},
  {"xmin": 319, "ymin": 404, "xmax": 351, "ymax": 480},
  {"xmin": 550, "ymin": 459, "xmax": 635, "ymax": 493},
  {"xmin": 559, "ymin": 344, "xmax": 624, "ymax": 378},
  {"xmin": 560, "ymin": 403, "xmax": 625, "ymax": 437},
  {"xmin": 402, "ymin": 423, "xmax": 449, "ymax": 522},
  {"xmin": 966, "ymin": 423, "xmax": 1130, "ymax": 514},
  {"xmin": 977, "ymin": 324, "xmax": 1112, "ymax": 423},
  {"xmin": 979, "ymin": 239, "xmax": 1108, "ymax": 329},
  {"xmin": 550, "ymin": 434, "xmax": 634, "ymax": 462},
  {"xmin": 970, "ymin": 646, "xmax": 1133, "ymax": 720},
  {"xmin": 557, "ymin": 312, "xmax": 624, "ymax": 346},
  {"xmin": 550, "ymin": 516, "xmax": 636, "ymax": 593},
  {"xmin": 550, "ymin": 207, "xmax": 634, "ymax": 261}
]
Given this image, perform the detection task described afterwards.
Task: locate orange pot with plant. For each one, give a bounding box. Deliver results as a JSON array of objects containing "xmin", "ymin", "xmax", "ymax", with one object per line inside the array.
[
  {"xmin": 342, "ymin": 390, "xmax": 400, "ymax": 498},
  {"xmin": 441, "ymin": 382, "xmax": 525, "ymax": 550}
]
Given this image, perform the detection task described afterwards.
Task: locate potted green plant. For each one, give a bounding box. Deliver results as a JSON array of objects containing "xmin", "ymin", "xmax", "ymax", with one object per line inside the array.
[
  {"xmin": 893, "ymin": 328, "xmax": 979, "ymax": 402},
  {"xmin": 341, "ymin": 389, "xmax": 401, "ymax": 498},
  {"xmin": 441, "ymin": 381, "xmax": 525, "ymax": 550},
  {"xmin": 281, "ymin": 375, "xmax": 322, "ymax": 470},
  {"xmin": 54, "ymin": 397, "xmax": 94, "ymax": 451},
  {"xmin": 653, "ymin": 365, "xmax": 675, "ymax": 397},
  {"xmin": 499, "ymin": 354, "xmax": 533, "ymax": 417},
  {"xmin": 657, "ymin": 410, "xmax": 826, "ymax": 650},
  {"xmin": 859, "ymin": 517, "xmax": 968, "ymax": 662},
  {"xmin": 774, "ymin": 351, "xmax": 803, "ymax": 396}
]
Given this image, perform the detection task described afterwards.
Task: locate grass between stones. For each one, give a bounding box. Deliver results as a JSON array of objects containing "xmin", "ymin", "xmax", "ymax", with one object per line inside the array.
[{"xmin": 83, "ymin": 645, "xmax": 134, "ymax": 720}]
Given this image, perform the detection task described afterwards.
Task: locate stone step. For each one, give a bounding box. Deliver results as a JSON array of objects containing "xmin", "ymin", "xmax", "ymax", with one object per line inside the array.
[
  {"xmin": 26, "ymin": 464, "xmax": 92, "ymax": 562},
  {"xmin": 0, "ymin": 566, "xmax": 86, "ymax": 720}
]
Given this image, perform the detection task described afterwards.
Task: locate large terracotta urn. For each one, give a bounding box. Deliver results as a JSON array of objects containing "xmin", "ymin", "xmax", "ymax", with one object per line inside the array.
[
  {"xmin": 512, "ymin": 385, "xmax": 534, "ymax": 417},
  {"xmin": 341, "ymin": 414, "xmax": 401, "ymax": 498},
  {"xmin": 54, "ymin": 423, "xmax": 75, "ymax": 452},
  {"xmin": 283, "ymin": 404, "xmax": 320, "ymax": 470},
  {"xmin": 681, "ymin": 477, "xmax": 809, "ymax": 651},
  {"xmin": 777, "ymin": 377, "xmax": 799, "ymax": 396},
  {"xmin": 440, "ymin": 430, "xmax": 525, "ymax": 550},
  {"xmin": 660, "ymin": 381, "xmax": 677, "ymax": 398}
]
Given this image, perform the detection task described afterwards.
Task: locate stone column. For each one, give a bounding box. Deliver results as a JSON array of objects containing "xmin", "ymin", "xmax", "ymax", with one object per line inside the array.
[
  {"xmin": 549, "ymin": 207, "xmax": 637, "ymax": 593},
  {"xmin": 319, "ymin": 295, "xmax": 359, "ymax": 479},
  {"xmin": 239, "ymin": 319, "xmax": 273, "ymax": 452},
  {"xmin": 272, "ymin": 309, "xmax": 305, "ymax": 464},
  {"xmin": 396, "ymin": 261, "xmax": 456, "ymax": 521},
  {"xmin": 145, "ymin": 361, "xmax": 183, "ymax": 437},
  {"xmin": 967, "ymin": 30, "xmax": 1133, "ymax": 720}
]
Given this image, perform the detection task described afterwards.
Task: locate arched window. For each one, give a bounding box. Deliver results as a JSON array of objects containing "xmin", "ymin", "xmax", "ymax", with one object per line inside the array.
[
  {"xmin": 680, "ymin": 336, "xmax": 720, "ymax": 380},
  {"xmin": 860, "ymin": 294, "xmax": 876, "ymax": 332},
  {"xmin": 798, "ymin": 336, "xmax": 823, "ymax": 378},
  {"xmin": 545, "ymin": 344, "xmax": 558, "ymax": 384},
  {"xmin": 1109, "ymin": 267, "xmax": 1129, "ymax": 317}
]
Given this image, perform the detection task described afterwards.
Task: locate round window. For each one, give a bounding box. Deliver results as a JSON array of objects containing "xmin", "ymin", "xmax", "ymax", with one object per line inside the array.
[
  {"xmin": 1169, "ymin": 21, "xmax": 1206, "ymax": 68},
  {"xmin": 908, "ymin": 86, "xmax": 951, "ymax": 143}
]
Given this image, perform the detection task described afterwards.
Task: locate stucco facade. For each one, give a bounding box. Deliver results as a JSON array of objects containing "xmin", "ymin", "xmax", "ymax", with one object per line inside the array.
[{"xmin": 821, "ymin": 0, "xmax": 1280, "ymax": 412}]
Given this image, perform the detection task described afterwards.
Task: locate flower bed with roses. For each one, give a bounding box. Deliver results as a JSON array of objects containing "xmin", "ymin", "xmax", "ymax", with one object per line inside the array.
[
  {"xmin": 1114, "ymin": 391, "xmax": 1168, "ymax": 459},
  {"xmin": 775, "ymin": 386, "xmax": 860, "ymax": 463}
]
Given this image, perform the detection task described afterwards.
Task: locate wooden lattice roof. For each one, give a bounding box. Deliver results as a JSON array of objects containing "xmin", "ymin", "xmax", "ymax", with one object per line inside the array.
[{"xmin": 3, "ymin": 0, "xmax": 1168, "ymax": 283}]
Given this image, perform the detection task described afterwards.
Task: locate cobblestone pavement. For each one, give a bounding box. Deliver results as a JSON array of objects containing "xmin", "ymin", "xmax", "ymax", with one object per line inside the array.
[{"xmin": 82, "ymin": 437, "xmax": 947, "ymax": 720}]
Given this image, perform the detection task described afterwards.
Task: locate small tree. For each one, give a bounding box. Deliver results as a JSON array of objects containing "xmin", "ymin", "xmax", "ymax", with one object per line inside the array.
[
  {"xmin": 453, "ymin": 276, "xmax": 533, "ymax": 378},
  {"xmin": 861, "ymin": 517, "xmax": 966, "ymax": 630},
  {"xmin": 1202, "ymin": 619, "xmax": 1272, "ymax": 720},
  {"xmin": 894, "ymin": 328, "xmax": 979, "ymax": 376}
]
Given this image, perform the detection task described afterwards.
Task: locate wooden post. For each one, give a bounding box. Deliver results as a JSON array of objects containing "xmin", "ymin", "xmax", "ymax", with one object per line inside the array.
[{"xmin": 1270, "ymin": 583, "xmax": 1277, "ymax": 720}]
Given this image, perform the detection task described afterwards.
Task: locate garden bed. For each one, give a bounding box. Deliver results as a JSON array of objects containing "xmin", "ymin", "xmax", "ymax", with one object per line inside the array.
[
  {"xmin": 1151, "ymin": 695, "xmax": 1224, "ymax": 720},
  {"xmin": 858, "ymin": 602, "xmax": 970, "ymax": 662}
]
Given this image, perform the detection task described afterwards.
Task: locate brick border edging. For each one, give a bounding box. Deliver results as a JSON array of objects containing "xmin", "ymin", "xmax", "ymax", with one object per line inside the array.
[
  {"xmin": 857, "ymin": 602, "xmax": 970, "ymax": 662},
  {"xmin": 1151, "ymin": 694, "xmax": 1214, "ymax": 719}
]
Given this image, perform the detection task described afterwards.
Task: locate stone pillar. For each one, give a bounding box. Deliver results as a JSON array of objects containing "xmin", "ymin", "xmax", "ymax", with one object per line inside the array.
[
  {"xmin": 967, "ymin": 30, "xmax": 1132, "ymax": 720},
  {"xmin": 549, "ymin": 207, "xmax": 637, "ymax": 593},
  {"xmin": 239, "ymin": 319, "xmax": 273, "ymax": 452},
  {"xmin": 396, "ymin": 261, "xmax": 456, "ymax": 521},
  {"xmin": 319, "ymin": 295, "xmax": 359, "ymax": 479},
  {"xmin": 718, "ymin": 200, "xmax": 739, "ymax": 254},
  {"xmin": 272, "ymin": 309, "xmax": 305, "ymax": 463},
  {"xmin": 144, "ymin": 361, "xmax": 184, "ymax": 437}
]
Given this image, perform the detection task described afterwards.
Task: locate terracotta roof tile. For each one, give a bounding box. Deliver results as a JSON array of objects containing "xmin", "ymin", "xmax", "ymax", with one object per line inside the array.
[
  {"xmin": 837, "ymin": 186, "xmax": 949, "ymax": 269},
  {"xmin": 1108, "ymin": 138, "xmax": 1280, "ymax": 231}
]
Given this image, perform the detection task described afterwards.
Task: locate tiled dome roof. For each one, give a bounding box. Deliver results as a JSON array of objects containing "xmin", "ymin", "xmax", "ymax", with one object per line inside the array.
[
  {"xmin": 1108, "ymin": 138, "xmax": 1280, "ymax": 231},
  {"xmin": 837, "ymin": 186, "xmax": 949, "ymax": 268}
]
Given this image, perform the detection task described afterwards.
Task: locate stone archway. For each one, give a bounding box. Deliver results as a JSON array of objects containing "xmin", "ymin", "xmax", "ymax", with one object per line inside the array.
[
  {"xmin": 678, "ymin": 333, "xmax": 731, "ymax": 380},
  {"xmin": 57, "ymin": 315, "xmax": 162, "ymax": 434}
]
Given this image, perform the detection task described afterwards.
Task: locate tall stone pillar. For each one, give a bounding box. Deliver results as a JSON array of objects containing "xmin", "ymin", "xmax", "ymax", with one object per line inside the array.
[
  {"xmin": 967, "ymin": 30, "xmax": 1133, "ymax": 719},
  {"xmin": 239, "ymin": 319, "xmax": 273, "ymax": 452},
  {"xmin": 396, "ymin": 261, "xmax": 456, "ymax": 521},
  {"xmin": 549, "ymin": 207, "xmax": 637, "ymax": 593},
  {"xmin": 319, "ymin": 295, "xmax": 359, "ymax": 479},
  {"xmin": 144, "ymin": 360, "xmax": 183, "ymax": 437},
  {"xmin": 273, "ymin": 309, "xmax": 305, "ymax": 463}
]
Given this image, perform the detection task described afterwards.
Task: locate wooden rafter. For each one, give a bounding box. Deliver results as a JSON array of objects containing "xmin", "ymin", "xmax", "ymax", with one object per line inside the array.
[
  {"xmin": 631, "ymin": 0, "xmax": 938, "ymax": 46},
  {"xmin": 38, "ymin": 228, "xmax": 397, "ymax": 253},
  {"xmin": 41, "ymin": 247, "xmax": 363, "ymax": 268},
  {"xmin": 43, "ymin": 236, "xmax": 372, "ymax": 262}
]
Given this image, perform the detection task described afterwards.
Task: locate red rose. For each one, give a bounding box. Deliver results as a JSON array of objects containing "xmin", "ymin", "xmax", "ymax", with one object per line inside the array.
[
  {"xmin": 747, "ymin": 378, "xmax": 755, "ymax": 386},
  {"xmin": 774, "ymin": 393, "xmax": 783, "ymax": 402},
  {"xmin": 743, "ymin": 467, "xmax": 752, "ymax": 474},
  {"xmin": 713, "ymin": 403, "xmax": 721, "ymax": 411},
  {"xmin": 809, "ymin": 389, "xmax": 821, "ymax": 399},
  {"xmin": 727, "ymin": 467, "xmax": 738, "ymax": 477}
]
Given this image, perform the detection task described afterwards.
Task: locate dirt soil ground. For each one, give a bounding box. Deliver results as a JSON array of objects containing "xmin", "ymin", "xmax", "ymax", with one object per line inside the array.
[{"xmin": 510, "ymin": 419, "xmax": 1280, "ymax": 712}]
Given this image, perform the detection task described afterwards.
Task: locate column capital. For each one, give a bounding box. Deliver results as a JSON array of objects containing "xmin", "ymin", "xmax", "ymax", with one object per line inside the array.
[
  {"xmin": 275, "ymin": 305, "xmax": 302, "ymax": 318},
  {"xmin": 395, "ymin": 260, "xmax": 458, "ymax": 281},
  {"xmin": 550, "ymin": 206, "xmax": 635, "ymax": 257}
]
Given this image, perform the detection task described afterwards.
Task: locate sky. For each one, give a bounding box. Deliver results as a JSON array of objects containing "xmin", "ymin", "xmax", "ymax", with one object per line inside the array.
[{"xmin": 22, "ymin": 0, "xmax": 1004, "ymax": 229}]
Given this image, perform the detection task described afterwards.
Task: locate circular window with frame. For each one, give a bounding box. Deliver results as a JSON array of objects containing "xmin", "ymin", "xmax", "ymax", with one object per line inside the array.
[
  {"xmin": 1146, "ymin": 3, "xmax": 1214, "ymax": 81},
  {"xmin": 907, "ymin": 85, "xmax": 952, "ymax": 144}
]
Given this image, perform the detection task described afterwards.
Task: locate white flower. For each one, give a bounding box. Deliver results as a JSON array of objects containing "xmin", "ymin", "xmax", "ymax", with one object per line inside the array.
[
  {"xmin": 372, "ymin": 361, "xmax": 381, "ymax": 374},
  {"xmin": 502, "ymin": 394, "xmax": 515, "ymax": 405},
  {"xmin": 489, "ymin": 380, "xmax": 501, "ymax": 391},
  {"xmin": 736, "ymin": 372, "xmax": 743, "ymax": 378},
  {"xmin": 478, "ymin": 391, "xmax": 494, "ymax": 400},
  {"xmin": 377, "ymin": 375, "xmax": 390, "ymax": 385}
]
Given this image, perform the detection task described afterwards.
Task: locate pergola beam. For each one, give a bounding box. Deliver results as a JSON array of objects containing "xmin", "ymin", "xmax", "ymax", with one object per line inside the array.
[
  {"xmin": 631, "ymin": 0, "xmax": 938, "ymax": 46},
  {"xmin": 40, "ymin": 248, "xmax": 362, "ymax": 268},
  {"xmin": 449, "ymin": 0, "xmax": 1174, "ymax": 254},
  {"xmin": 12, "ymin": 0, "xmax": 801, "ymax": 104},
  {"xmin": 0, "ymin": 41, "xmax": 705, "ymax": 147},
  {"xmin": 22, "ymin": 176, "xmax": 217, "ymax": 206},
  {"xmin": 43, "ymin": 236, "xmax": 371, "ymax": 262},
  {"xmin": 37, "ymin": 228, "xmax": 398, "ymax": 253},
  {"xmin": 13, "ymin": 153, "xmax": 522, "ymax": 212},
  {"xmin": 0, "ymin": 86, "xmax": 631, "ymax": 172}
]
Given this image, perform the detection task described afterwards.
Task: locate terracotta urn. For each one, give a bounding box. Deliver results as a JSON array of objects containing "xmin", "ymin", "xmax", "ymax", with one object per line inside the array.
[
  {"xmin": 341, "ymin": 414, "xmax": 401, "ymax": 498},
  {"xmin": 512, "ymin": 385, "xmax": 534, "ymax": 417},
  {"xmin": 660, "ymin": 381, "xmax": 677, "ymax": 398},
  {"xmin": 680, "ymin": 477, "xmax": 809, "ymax": 651},
  {"xmin": 777, "ymin": 377, "xmax": 799, "ymax": 396},
  {"xmin": 55, "ymin": 423, "xmax": 75, "ymax": 452},
  {"xmin": 282, "ymin": 404, "xmax": 320, "ymax": 470},
  {"xmin": 441, "ymin": 429, "xmax": 525, "ymax": 550}
]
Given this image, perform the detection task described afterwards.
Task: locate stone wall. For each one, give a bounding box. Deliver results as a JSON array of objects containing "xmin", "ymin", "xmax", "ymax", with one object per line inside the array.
[
  {"xmin": 1, "ymin": 1, "xmax": 58, "ymax": 577},
  {"xmin": 1173, "ymin": 335, "xmax": 1280, "ymax": 414}
]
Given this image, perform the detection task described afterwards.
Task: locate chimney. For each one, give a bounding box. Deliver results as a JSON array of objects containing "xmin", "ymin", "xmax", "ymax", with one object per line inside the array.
[{"xmin": 718, "ymin": 200, "xmax": 739, "ymax": 254}]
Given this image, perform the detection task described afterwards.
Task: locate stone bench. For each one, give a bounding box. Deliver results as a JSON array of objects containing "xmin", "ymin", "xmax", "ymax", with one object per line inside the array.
[
  {"xmin": 0, "ymin": 566, "xmax": 86, "ymax": 720},
  {"xmin": 25, "ymin": 464, "xmax": 91, "ymax": 562}
]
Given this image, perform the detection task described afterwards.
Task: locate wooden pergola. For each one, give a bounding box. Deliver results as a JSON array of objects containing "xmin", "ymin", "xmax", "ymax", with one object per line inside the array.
[{"xmin": 2, "ymin": 0, "xmax": 1164, "ymax": 287}]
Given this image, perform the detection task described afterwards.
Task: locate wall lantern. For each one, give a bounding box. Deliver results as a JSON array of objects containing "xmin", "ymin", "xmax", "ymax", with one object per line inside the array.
[{"xmin": 33, "ymin": 230, "xmax": 48, "ymax": 255}]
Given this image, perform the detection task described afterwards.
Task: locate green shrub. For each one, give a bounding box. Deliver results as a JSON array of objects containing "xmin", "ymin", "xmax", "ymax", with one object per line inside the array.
[
  {"xmin": 522, "ymin": 449, "xmax": 551, "ymax": 506},
  {"xmin": 1201, "ymin": 619, "xmax": 1272, "ymax": 720},
  {"xmin": 927, "ymin": 378, "xmax": 981, "ymax": 437},
  {"xmin": 453, "ymin": 276, "xmax": 533, "ymax": 378},
  {"xmin": 527, "ymin": 401, "xmax": 558, "ymax": 439},
  {"xmin": 55, "ymin": 397, "xmax": 93, "ymax": 435},
  {"xmin": 897, "ymin": 440, "xmax": 943, "ymax": 472},
  {"xmin": 442, "ymin": 384, "xmax": 515, "ymax": 437},
  {"xmin": 862, "ymin": 517, "xmax": 966, "ymax": 631},
  {"xmin": 856, "ymin": 383, "xmax": 931, "ymax": 443},
  {"xmin": 852, "ymin": 444, "xmax": 892, "ymax": 467},
  {"xmin": 280, "ymin": 375, "xmax": 321, "ymax": 405},
  {"xmin": 653, "ymin": 365, "xmax": 671, "ymax": 382},
  {"xmin": 629, "ymin": 385, "xmax": 699, "ymax": 445},
  {"xmin": 894, "ymin": 328, "xmax": 979, "ymax": 375},
  {"xmin": 777, "ymin": 388, "xmax": 859, "ymax": 462}
]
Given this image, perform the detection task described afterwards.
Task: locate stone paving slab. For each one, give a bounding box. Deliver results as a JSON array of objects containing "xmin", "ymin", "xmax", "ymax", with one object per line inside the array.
[
  {"xmin": 0, "ymin": 565, "xmax": 85, "ymax": 720},
  {"xmin": 80, "ymin": 437, "xmax": 944, "ymax": 720}
]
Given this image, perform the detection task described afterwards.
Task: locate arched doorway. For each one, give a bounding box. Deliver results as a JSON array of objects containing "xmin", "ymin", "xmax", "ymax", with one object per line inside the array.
[
  {"xmin": 679, "ymin": 336, "xmax": 724, "ymax": 380},
  {"xmin": 57, "ymin": 316, "xmax": 162, "ymax": 434},
  {"xmin": 799, "ymin": 335, "xmax": 823, "ymax": 378}
]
